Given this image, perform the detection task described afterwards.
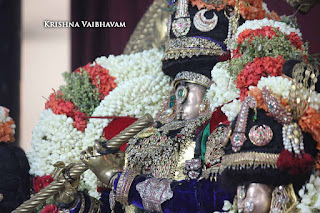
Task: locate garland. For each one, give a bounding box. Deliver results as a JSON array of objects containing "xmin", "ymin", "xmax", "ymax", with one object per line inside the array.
[
  {"xmin": 27, "ymin": 49, "xmax": 170, "ymax": 199},
  {"xmin": 236, "ymin": 56, "xmax": 285, "ymax": 100},
  {"xmin": 207, "ymin": 19, "xmax": 304, "ymax": 122},
  {"xmin": 207, "ymin": 62, "xmax": 241, "ymax": 122},
  {"xmin": 189, "ymin": 0, "xmax": 279, "ymax": 20},
  {"xmin": 233, "ymin": 26, "xmax": 306, "ymax": 60},
  {"xmin": 235, "ymin": 18, "xmax": 302, "ymax": 39},
  {"xmin": 0, "ymin": 106, "xmax": 16, "ymax": 143},
  {"xmin": 297, "ymin": 171, "xmax": 320, "ymax": 212}
]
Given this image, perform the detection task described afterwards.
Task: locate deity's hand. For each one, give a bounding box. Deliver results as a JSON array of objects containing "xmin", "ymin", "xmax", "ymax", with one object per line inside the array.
[
  {"xmin": 80, "ymin": 141, "xmax": 125, "ymax": 187},
  {"xmin": 52, "ymin": 162, "xmax": 80, "ymax": 206}
]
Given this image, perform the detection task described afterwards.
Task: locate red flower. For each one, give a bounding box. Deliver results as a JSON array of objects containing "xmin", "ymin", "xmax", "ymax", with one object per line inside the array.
[
  {"xmin": 33, "ymin": 175, "xmax": 54, "ymax": 193},
  {"xmin": 45, "ymin": 91, "xmax": 88, "ymax": 131},
  {"xmin": 76, "ymin": 63, "xmax": 117, "ymax": 100},
  {"xmin": 235, "ymin": 56, "xmax": 285, "ymax": 100},
  {"xmin": 237, "ymin": 26, "xmax": 278, "ymax": 45},
  {"xmin": 73, "ymin": 111, "xmax": 88, "ymax": 132},
  {"xmin": 41, "ymin": 204, "xmax": 59, "ymax": 213},
  {"xmin": 287, "ymin": 32, "xmax": 304, "ymax": 50}
]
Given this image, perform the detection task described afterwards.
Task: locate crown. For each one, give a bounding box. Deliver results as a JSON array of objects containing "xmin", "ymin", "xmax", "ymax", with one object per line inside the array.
[
  {"xmin": 173, "ymin": 71, "xmax": 211, "ymax": 88},
  {"xmin": 163, "ymin": 0, "xmax": 229, "ymax": 61}
]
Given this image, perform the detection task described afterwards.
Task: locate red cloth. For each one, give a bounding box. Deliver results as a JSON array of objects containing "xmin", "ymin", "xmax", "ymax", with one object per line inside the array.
[
  {"xmin": 103, "ymin": 117, "xmax": 138, "ymax": 152},
  {"xmin": 210, "ymin": 107, "xmax": 229, "ymax": 133}
]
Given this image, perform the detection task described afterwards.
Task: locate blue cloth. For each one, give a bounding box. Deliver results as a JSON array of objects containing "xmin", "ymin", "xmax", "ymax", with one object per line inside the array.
[{"xmin": 124, "ymin": 176, "xmax": 234, "ymax": 213}]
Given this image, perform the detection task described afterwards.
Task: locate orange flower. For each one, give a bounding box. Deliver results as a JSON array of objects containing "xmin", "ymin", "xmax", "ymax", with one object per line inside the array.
[
  {"xmin": 236, "ymin": 56, "xmax": 285, "ymax": 101},
  {"xmin": 248, "ymin": 87, "xmax": 267, "ymax": 111},
  {"xmin": 76, "ymin": 63, "xmax": 117, "ymax": 100},
  {"xmin": 0, "ymin": 118, "xmax": 15, "ymax": 143},
  {"xmin": 188, "ymin": 0, "xmax": 278, "ymax": 20},
  {"xmin": 300, "ymin": 107, "xmax": 320, "ymax": 172},
  {"xmin": 45, "ymin": 91, "xmax": 88, "ymax": 132},
  {"xmin": 190, "ymin": 0, "xmax": 226, "ymax": 11},
  {"xmin": 248, "ymin": 87, "xmax": 288, "ymax": 113},
  {"xmin": 299, "ymin": 107, "xmax": 320, "ymax": 145}
]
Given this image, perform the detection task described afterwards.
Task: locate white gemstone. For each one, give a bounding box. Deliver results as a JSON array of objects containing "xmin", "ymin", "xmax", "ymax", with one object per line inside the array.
[{"xmin": 165, "ymin": 108, "xmax": 173, "ymax": 115}]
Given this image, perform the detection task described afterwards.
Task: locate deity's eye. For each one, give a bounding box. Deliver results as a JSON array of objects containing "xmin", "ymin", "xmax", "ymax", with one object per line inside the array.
[{"xmin": 176, "ymin": 85, "xmax": 188, "ymax": 104}]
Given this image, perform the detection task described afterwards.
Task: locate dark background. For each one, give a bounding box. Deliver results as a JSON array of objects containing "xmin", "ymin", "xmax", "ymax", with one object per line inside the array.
[{"xmin": 0, "ymin": 0, "xmax": 319, "ymax": 146}]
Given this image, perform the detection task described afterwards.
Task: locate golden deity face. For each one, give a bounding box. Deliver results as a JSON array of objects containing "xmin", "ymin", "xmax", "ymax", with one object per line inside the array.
[
  {"xmin": 175, "ymin": 82, "xmax": 206, "ymax": 120},
  {"xmin": 237, "ymin": 183, "xmax": 273, "ymax": 213}
]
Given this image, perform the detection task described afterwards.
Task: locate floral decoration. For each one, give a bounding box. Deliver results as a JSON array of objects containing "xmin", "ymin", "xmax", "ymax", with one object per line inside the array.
[
  {"xmin": 233, "ymin": 26, "xmax": 306, "ymax": 60},
  {"xmin": 45, "ymin": 92, "xmax": 88, "ymax": 132},
  {"xmin": 75, "ymin": 62, "xmax": 117, "ymax": 100},
  {"xmin": 227, "ymin": 20, "xmax": 305, "ymax": 81},
  {"xmin": 59, "ymin": 71, "xmax": 101, "ymax": 116},
  {"xmin": 236, "ymin": 56, "xmax": 285, "ymax": 100},
  {"xmin": 220, "ymin": 200, "xmax": 236, "ymax": 213},
  {"xmin": 0, "ymin": 106, "xmax": 16, "ymax": 143},
  {"xmin": 189, "ymin": 0, "xmax": 279, "ymax": 20},
  {"xmin": 40, "ymin": 204, "xmax": 59, "ymax": 213},
  {"xmin": 299, "ymin": 107, "xmax": 320, "ymax": 170},
  {"xmin": 235, "ymin": 18, "xmax": 302, "ymax": 39},
  {"xmin": 207, "ymin": 62, "xmax": 241, "ymax": 121},
  {"xmin": 297, "ymin": 171, "xmax": 320, "ymax": 212},
  {"xmin": 221, "ymin": 99, "xmax": 242, "ymax": 122},
  {"xmin": 33, "ymin": 175, "xmax": 54, "ymax": 193},
  {"xmin": 28, "ymin": 49, "xmax": 170, "ymax": 199},
  {"xmin": 255, "ymin": 76, "xmax": 292, "ymax": 99}
]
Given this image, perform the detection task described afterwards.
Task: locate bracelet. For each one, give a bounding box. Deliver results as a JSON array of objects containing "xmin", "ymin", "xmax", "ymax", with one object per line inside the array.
[
  {"xmin": 115, "ymin": 168, "xmax": 140, "ymax": 206},
  {"xmin": 58, "ymin": 192, "xmax": 80, "ymax": 213},
  {"xmin": 136, "ymin": 177, "xmax": 173, "ymax": 213}
]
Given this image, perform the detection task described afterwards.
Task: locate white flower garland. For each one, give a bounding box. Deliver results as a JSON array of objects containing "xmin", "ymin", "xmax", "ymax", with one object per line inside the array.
[
  {"xmin": 310, "ymin": 92, "xmax": 320, "ymax": 111},
  {"xmin": 206, "ymin": 62, "xmax": 241, "ymax": 122},
  {"xmin": 251, "ymin": 76, "xmax": 320, "ymax": 112},
  {"xmin": 28, "ymin": 49, "xmax": 170, "ymax": 198},
  {"xmin": 221, "ymin": 99, "xmax": 242, "ymax": 122},
  {"xmin": 95, "ymin": 49, "xmax": 164, "ymax": 83},
  {"xmin": 27, "ymin": 109, "xmax": 85, "ymax": 177},
  {"xmin": 236, "ymin": 18, "xmax": 302, "ymax": 39},
  {"xmin": 207, "ymin": 62, "xmax": 239, "ymax": 110},
  {"xmin": 297, "ymin": 171, "xmax": 320, "ymax": 212},
  {"xmin": 255, "ymin": 76, "xmax": 292, "ymax": 98}
]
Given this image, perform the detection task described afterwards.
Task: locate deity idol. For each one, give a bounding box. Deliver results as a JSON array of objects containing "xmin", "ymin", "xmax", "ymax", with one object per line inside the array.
[
  {"xmin": 15, "ymin": 0, "xmax": 320, "ymax": 212},
  {"xmin": 52, "ymin": 0, "xmax": 242, "ymax": 212}
]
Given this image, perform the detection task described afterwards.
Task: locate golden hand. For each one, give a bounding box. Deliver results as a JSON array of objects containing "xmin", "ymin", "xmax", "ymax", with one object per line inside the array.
[
  {"xmin": 51, "ymin": 162, "xmax": 80, "ymax": 205},
  {"xmin": 80, "ymin": 141, "xmax": 125, "ymax": 187}
]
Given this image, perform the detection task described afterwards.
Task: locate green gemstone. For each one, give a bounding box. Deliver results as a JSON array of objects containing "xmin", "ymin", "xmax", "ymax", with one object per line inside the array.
[
  {"xmin": 170, "ymin": 95, "xmax": 175, "ymax": 101},
  {"xmin": 169, "ymin": 101, "xmax": 174, "ymax": 108},
  {"xmin": 253, "ymin": 115, "xmax": 258, "ymax": 121},
  {"xmin": 178, "ymin": 89, "xmax": 184, "ymax": 98}
]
